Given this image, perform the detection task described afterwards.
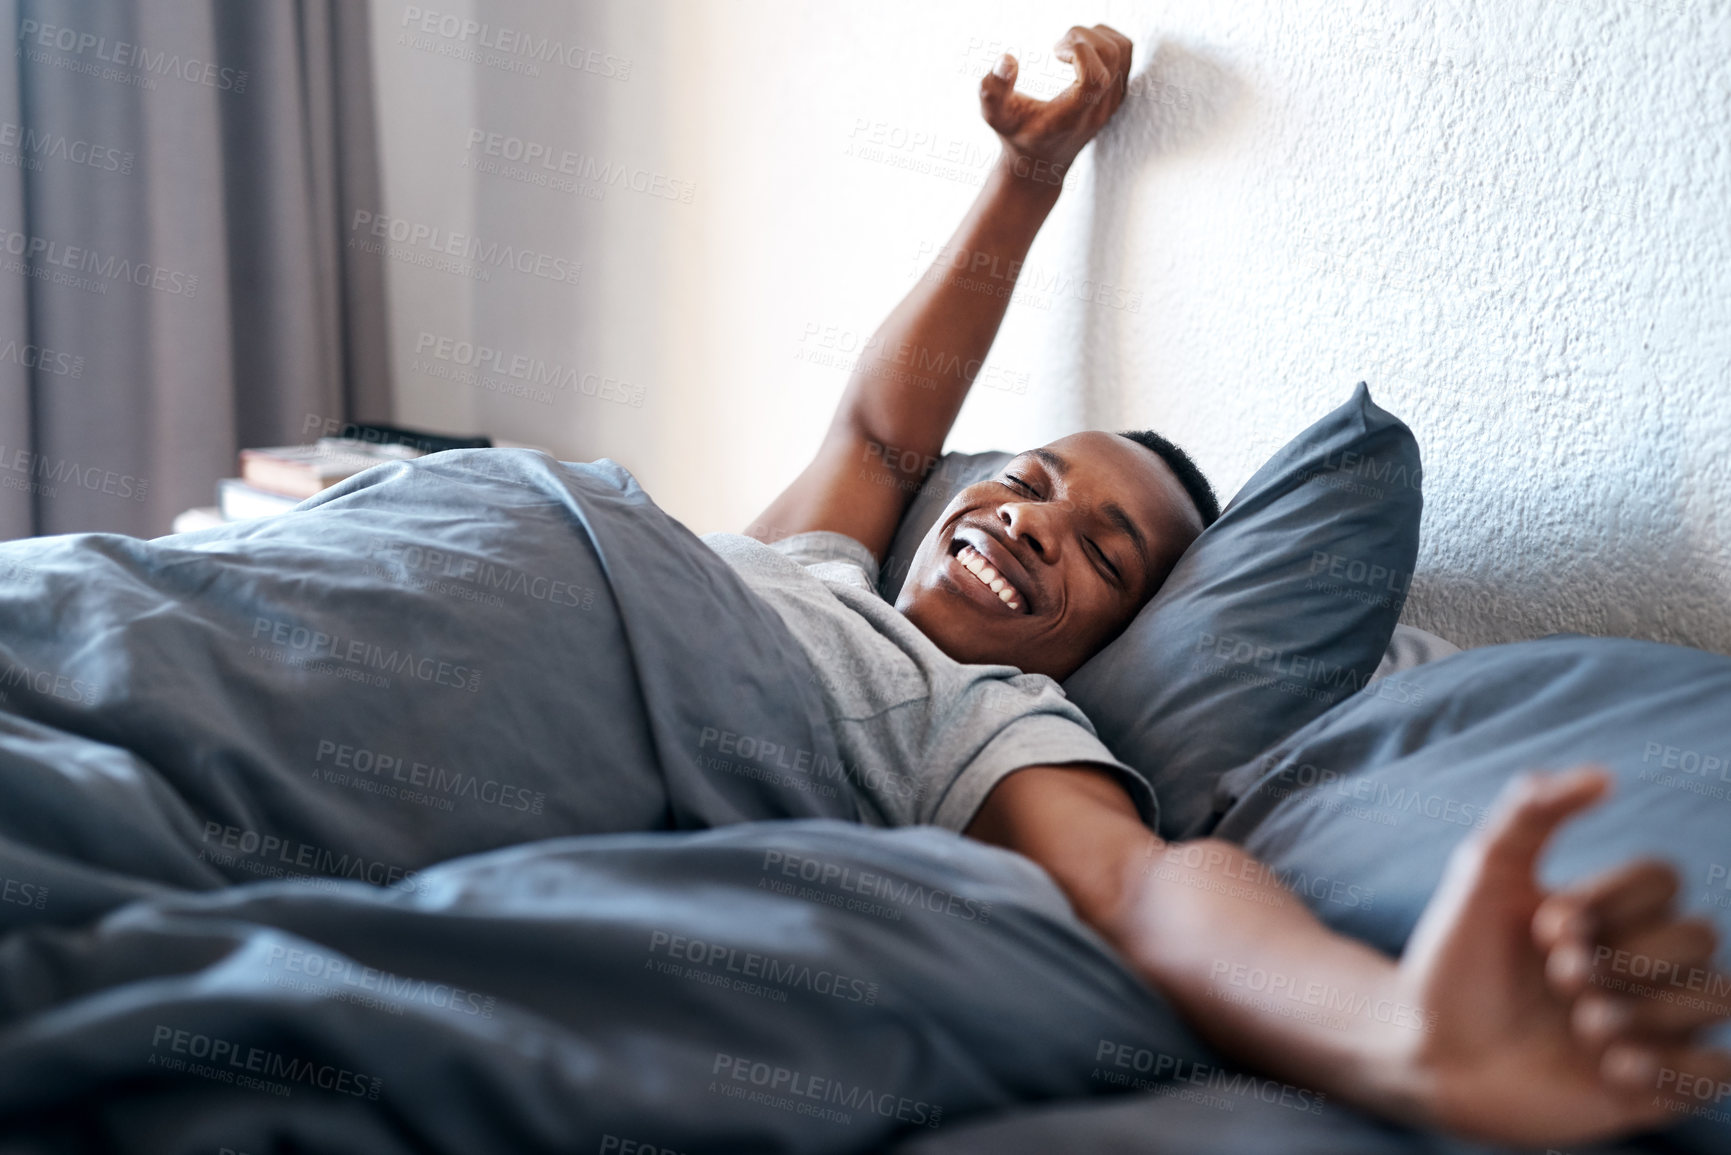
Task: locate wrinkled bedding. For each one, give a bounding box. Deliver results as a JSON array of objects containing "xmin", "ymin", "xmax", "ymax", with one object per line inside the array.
[
  {"xmin": 0, "ymin": 821, "xmax": 1208, "ymax": 1153},
  {"xmin": 0, "ymin": 451, "xmax": 1209, "ymax": 1152},
  {"xmin": 0, "ymin": 449, "xmax": 859, "ymax": 928},
  {"xmin": 2, "ymin": 452, "xmax": 1727, "ymax": 1153}
]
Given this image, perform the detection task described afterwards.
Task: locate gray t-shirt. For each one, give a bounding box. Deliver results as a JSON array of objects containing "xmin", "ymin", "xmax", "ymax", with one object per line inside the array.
[{"xmin": 701, "ymin": 530, "xmax": 1158, "ymax": 832}]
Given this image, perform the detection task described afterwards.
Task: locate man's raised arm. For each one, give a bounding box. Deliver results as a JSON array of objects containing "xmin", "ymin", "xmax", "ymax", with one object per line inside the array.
[
  {"xmin": 748, "ymin": 26, "xmax": 1133, "ymax": 561},
  {"xmin": 967, "ymin": 764, "xmax": 1731, "ymax": 1148}
]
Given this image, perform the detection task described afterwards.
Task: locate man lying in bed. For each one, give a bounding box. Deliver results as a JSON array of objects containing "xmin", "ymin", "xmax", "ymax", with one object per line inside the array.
[{"xmin": 715, "ymin": 24, "xmax": 1731, "ymax": 1148}]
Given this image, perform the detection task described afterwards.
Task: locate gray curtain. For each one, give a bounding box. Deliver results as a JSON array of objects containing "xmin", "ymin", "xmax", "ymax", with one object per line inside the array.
[{"xmin": 0, "ymin": 0, "xmax": 391, "ymax": 539}]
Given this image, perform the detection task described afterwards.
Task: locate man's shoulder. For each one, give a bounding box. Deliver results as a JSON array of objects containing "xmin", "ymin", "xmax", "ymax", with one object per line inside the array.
[{"xmin": 708, "ymin": 530, "xmax": 880, "ymax": 589}]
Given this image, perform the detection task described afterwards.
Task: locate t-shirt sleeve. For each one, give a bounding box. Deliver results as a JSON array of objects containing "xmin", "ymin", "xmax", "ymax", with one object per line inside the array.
[
  {"xmin": 765, "ymin": 531, "xmax": 881, "ymax": 586},
  {"xmin": 925, "ymin": 680, "xmax": 1161, "ymax": 834}
]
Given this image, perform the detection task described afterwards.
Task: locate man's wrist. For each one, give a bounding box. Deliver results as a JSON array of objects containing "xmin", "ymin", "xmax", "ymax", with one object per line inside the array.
[
  {"xmin": 1341, "ymin": 966, "xmax": 1455, "ymax": 1133},
  {"xmin": 988, "ymin": 146, "xmax": 1068, "ymax": 210},
  {"xmin": 1344, "ymin": 1006, "xmax": 1438, "ymax": 1128}
]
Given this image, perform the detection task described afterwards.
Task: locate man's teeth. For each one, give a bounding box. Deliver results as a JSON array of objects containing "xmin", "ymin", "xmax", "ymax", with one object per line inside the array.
[{"xmin": 958, "ymin": 544, "xmax": 1020, "ymax": 609}]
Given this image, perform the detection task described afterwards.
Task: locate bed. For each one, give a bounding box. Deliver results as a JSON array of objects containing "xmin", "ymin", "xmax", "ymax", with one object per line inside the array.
[{"xmin": 0, "ymin": 392, "xmax": 1725, "ymax": 1154}]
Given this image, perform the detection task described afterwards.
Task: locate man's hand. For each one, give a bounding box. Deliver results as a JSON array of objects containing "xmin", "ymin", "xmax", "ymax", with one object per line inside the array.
[
  {"xmin": 1396, "ymin": 767, "xmax": 1731, "ymax": 1146},
  {"xmin": 979, "ymin": 25, "xmax": 1133, "ymax": 185},
  {"xmin": 968, "ymin": 762, "xmax": 1731, "ymax": 1149}
]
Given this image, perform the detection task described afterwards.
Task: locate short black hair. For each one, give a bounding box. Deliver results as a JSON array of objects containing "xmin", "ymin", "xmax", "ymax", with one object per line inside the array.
[{"xmin": 1116, "ymin": 429, "xmax": 1220, "ymax": 527}]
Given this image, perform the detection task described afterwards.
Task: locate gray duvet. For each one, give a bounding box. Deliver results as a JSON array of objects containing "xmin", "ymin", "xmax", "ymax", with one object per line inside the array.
[
  {"xmin": 0, "ymin": 451, "xmax": 1206, "ymax": 1153},
  {"xmin": 0, "ymin": 449, "xmax": 860, "ymax": 927}
]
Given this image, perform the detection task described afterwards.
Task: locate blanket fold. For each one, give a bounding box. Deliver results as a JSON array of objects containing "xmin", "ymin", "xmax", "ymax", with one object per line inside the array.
[{"xmin": 0, "ymin": 450, "xmax": 857, "ymax": 930}]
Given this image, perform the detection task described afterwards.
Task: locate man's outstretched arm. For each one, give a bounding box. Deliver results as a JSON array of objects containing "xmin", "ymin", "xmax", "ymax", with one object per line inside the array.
[
  {"xmin": 748, "ymin": 26, "xmax": 1132, "ymax": 562},
  {"xmin": 967, "ymin": 764, "xmax": 1731, "ymax": 1148}
]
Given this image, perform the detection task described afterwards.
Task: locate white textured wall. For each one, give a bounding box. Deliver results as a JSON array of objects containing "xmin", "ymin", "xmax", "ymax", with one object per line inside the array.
[{"xmin": 370, "ymin": 0, "xmax": 1731, "ymax": 655}]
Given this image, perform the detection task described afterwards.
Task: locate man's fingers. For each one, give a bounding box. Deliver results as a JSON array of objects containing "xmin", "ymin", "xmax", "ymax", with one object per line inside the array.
[
  {"xmin": 985, "ymin": 25, "xmax": 1135, "ymax": 155},
  {"xmin": 1072, "ymin": 39, "xmax": 1116, "ymax": 110},
  {"xmin": 1093, "ymin": 24, "xmax": 1132, "ymax": 55},
  {"xmin": 1539, "ymin": 859, "xmax": 1681, "ymax": 945},
  {"xmin": 1595, "ymin": 916, "xmax": 1718, "ymax": 989},
  {"xmin": 1603, "ymin": 1040, "xmax": 1731, "ymax": 1121},
  {"xmin": 1575, "ymin": 983, "xmax": 1731, "ymax": 1045},
  {"xmin": 1474, "ymin": 767, "xmax": 1613, "ymax": 881},
  {"xmin": 1054, "ymin": 30, "xmax": 1114, "ymax": 96},
  {"xmin": 1074, "ymin": 25, "xmax": 1125, "ymax": 77},
  {"xmin": 1567, "ymin": 918, "xmax": 1728, "ymax": 1041},
  {"xmin": 1537, "ymin": 858, "xmax": 1687, "ymax": 997},
  {"xmin": 979, "ymin": 53, "xmax": 1027, "ymax": 134},
  {"xmin": 1092, "ymin": 24, "xmax": 1133, "ymax": 86}
]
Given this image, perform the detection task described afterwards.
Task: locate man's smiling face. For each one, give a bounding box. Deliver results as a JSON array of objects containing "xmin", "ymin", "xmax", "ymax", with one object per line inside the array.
[{"xmin": 894, "ymin": 431, "xmax": 1205, "ymax": 681}]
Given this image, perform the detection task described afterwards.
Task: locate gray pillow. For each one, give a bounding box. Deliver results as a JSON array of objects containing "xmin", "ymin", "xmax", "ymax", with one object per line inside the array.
[{"xmin": 880, "ymin": 384, "xmax": 1423, "ymax": 838}]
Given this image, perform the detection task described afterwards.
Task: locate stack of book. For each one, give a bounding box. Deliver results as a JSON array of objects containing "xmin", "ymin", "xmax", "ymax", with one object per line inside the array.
[
  {"xmin": 172, "ymin": 424, "xmax": 493, "ymax": 533},
  {"xmin": 218, "ymin": 438, "xmax": 422, "ymax": 520}
]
